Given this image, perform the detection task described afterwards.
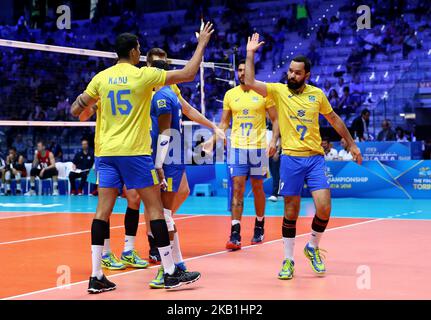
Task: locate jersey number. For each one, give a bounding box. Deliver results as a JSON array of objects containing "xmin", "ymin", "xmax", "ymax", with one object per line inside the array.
[
  {"xmin": 296, "ymin": 125, "xmax": 307, "ymax": 140},
  {"xmin": 108, "ymin": 90, "xmax": 132, "ymax": 115},
  {"xmin": 240, "ymin": 122, "xmax": 253, "ymax": 136}
]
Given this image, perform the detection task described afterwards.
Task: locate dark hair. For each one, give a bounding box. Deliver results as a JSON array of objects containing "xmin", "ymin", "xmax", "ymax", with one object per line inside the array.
[
  {"xmin": 292, "ymin": 55, "xmax": 311, "ymax": 73},
  {"xmin": 321, "ymin": 137, "xmax": 331, "ymax": 143},
  {"xmin": 237, "ymin": 59, "xmax": 246, "ymax": 68},
  {"xmin": 361, "ymin": 108, "xmax": 370, "ymax": 116},
  {"xmin": 146, "ymin": 48, "xmax": 167, "ymax": 64},
  {"xmin": 150, "ymin": 59, "xmax": 170, "ymax": 71},
  {"xmin": 9, "ymin": 146, "xmax": 17, "ymax": 152},
  {"xmin": 37, "ymin": 140, "xmax": 45, "ymax": 146},
  {"xmin": 115, "ymin": 33, "xmax": 139, "ymax": 59}
]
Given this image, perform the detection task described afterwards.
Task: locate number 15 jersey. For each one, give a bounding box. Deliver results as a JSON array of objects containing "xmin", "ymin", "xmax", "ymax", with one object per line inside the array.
[{"xmin": 85, "ymin": 63, "xmax": 166, "ymax": 156}]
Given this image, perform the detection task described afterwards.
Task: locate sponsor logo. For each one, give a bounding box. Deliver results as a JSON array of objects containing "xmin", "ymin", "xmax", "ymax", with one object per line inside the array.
[
  {"xmin": 157, "ymin": 99, "xmax": 167, "ymax": 108},
  {"xmin": 308, "ymin": 95, "xmax": 316, "ymax": 102},
  {"xmin": 243, "ymin": 109, "xmax": 249, "ymax": 115},
  {"xmin": 297, "ymin": 110, "xmax": 306, "ymax": 117}
]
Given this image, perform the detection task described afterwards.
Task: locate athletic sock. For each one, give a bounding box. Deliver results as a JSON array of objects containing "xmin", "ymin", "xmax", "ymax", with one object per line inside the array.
[
  {"xmin": 91, "ymin": 219, "xmax": 109, "ymax": 280},
  {"xmin": 171, "ymin": 232, "xmax": 184, "ymax": 264},
  {"xmin": 309, "ymin": 215, "xmax": 329, "ymax": 248},
  {"xmin": 102, "ymin": 220, "xmax": 111, "ymax": 255},
  {"xmin": 5, "ymin": 183, "xmax": 10, "ymax": 191},
  {"xmin": 150, "ymin": 219, "xmax": 175, "ymax": 275},
  {"xmin": 53, "ymin": 181, "xmax": 58, "ymax": 191},
  {"xmin": 124, "ymin": 235, "xmax": 135, "ymax": 252},
  {"xmin": 282, "ymin": 218, "xmax": 297, "ymax": 261},
  {"xmin": 231, "ymin": 219, "xmax": 240, "ymax": 226},
  {"xmin": 16, "ymin": 182, "xmax": 21, "ymax": 191},
  {"xmin": 255, "ymin": 216, "xmax": 265, "ymax": 228},
  {"xmin": 124, "ymin": 207, "xmax": 139, "ymax": 236},
  {"xmin": 30, "ymin": 181, "xmax": 35, "ymax": 190}
]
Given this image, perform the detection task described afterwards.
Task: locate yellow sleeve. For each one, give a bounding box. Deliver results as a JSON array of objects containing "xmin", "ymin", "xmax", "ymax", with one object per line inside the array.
[
  {"xmin": 84, "ymin": 73, "xmax": 100, "ymax": 99},
  {"xmin": 320, "ymin": 91, "xmax": 333, "ymax": 115},
  {"xmin": 223, "ymin": 91, "xmax": 231, "ymax": 111},
  {"xmin": 266, "ymin": 82, "xmax": 280, "ymax": 98},
  {"xmin": 170, "ymin": 84, "xmax": 183, "ymax": 99},
  {"xmin": 264, "ymin": 95, "xmax": 275, "ymax": 109},
  {"xmin": 141, "ymin": 67, "xmax": 167, "ymax": 87}
]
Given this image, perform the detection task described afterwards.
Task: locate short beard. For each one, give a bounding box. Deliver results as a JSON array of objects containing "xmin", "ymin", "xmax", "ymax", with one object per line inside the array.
[
  {"xmin": 239, "ymin": 78, "xmax": 245, "ymax": 85},
  {"xmin": 287, "ymin": 79, "xmax": 305, "ymax": 90}
]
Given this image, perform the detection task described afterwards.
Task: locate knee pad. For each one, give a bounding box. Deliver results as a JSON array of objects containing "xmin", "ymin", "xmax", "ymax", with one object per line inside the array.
[
  {"xmin": 15, "ymin": 172, "xmax": 21, "ymax": 180},
  {"xmin": 163, "ymin": 208, "xmax": 175, "ymax": 232}
]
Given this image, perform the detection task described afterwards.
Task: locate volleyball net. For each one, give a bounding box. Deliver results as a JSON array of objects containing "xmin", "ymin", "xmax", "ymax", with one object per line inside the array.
[{"xmin": 0, "ymin": 39, "xmax": 234, "ymax": 161}]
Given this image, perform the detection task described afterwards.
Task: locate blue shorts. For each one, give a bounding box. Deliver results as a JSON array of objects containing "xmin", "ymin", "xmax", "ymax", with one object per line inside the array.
[
  {"xmin": 278, "ymin": 154, "xmax": 329, "ymax": 196},
  {"xmin": 94, "ymin": 156, "xmax": 100, "ymax": 184},
  {"xmin": 164, "ymin": 165, "xmax": 186, "ymax": 193},
  {"xmin": 98, "ymin": 156, "xmax": 159, "ymax": 190},
  {"xmin": 228, "ymin": 148, "xmax": 268, "ymax": 179}
]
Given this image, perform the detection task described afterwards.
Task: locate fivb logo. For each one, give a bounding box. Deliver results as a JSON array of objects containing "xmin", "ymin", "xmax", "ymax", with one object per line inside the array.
[
  {"xmin": 356, "ymin": 5, "xmax": 371, "ymax": 30},
  {"xmin": 57, "ymin": 5, "xmax": 71, "ymax": 30}
]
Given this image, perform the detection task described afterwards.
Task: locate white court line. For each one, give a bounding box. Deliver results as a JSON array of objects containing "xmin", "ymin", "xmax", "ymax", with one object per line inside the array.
[
  {"xmin": 0, "ymin": 212, "xmax": 57, "ymax": 220},
  {"xmin": 2, "ymin": 216, "xmax": 386, "ymax": 300},
  {"xmin": 0, "ymin": 215, "xmax": 204, "ymax": 246}
]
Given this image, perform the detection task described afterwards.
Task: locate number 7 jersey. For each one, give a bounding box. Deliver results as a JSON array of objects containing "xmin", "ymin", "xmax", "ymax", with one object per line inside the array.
[
  {"xmin": 266, "ymin": 83, "xmax": 333, "ymax": 157},
  {"xmin": 85, "ymin": 63, "xmax": 166, "ymax": 156},
  {"xmin": 223, "ymin": 86, "xmax": 274, "ymax": 149}
]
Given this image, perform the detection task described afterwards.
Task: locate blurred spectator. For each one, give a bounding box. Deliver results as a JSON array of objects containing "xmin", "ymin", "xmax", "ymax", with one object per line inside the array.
[
  {"xmin": 322, "ymin": 80, "xmax": 332, "ymax": 97},
  {"xmin": 423, "ymin": 139, "xmax": 431, "ymax": 159},
  {"xmin": 4, "ymin": 147, "xmax": 26, "ymax": 195},
  {"xmin": 0, "ymin": 156, "xmax": 5, "ymax": 195},
  {"xmin": 316, "ymin": 17, "xmax": 329, "ymax": 46},
  {"xmin": 56, "ymin": 95, "xmax": 70, "ymax": 113},
  {"xmin": 25, "ymin": 140, "xmax": 59, "ymax": 196},
  {"xmin": 69, "ymin": 139, "xmax": 94, "ymax": 195},
  {"xmin": 328, "ymin": 89, "xmax": 340, "ymax": 108},
  {"xmin": 334, "ymin": 77, "xmax": 346, "ymax": 97},
  {"xmin": 377, "ymin": 120, "xmax": 396, "ymax": 141},
  {"xmin": 362, "ymin": 29, "xmax": 384, "ymax": 61},
  {"xmin": 346, "ymin": 47, "xmax": 363, "ymax": 75},
  {"xmin": 296, "ymin": 0, "xmax": 312, "ymax": 38},
  {"xmin": 351, "ymin": 109, "xmax": 371, "ymax": 141},
  {"xmin": 48, "ymin": 140, "xmax": 63, "ymax": 162},
  {"xmin": 395, "ymin": 127, "xmax": 409, "ymax": 142},
  {"xmin": 13, "ymin": 134, "xmax": 26, "ymax": 155},
  {"xmin": 337, "ymin": 86, "xmax": 355, "ymax": 119},
  {"xmin": 272, "ymin": 26, "xmax": 285, "ymax": 70},
  {"xmin": 307, "ymin": 43, "xmax": 321, "ymax": 66},
  {"xmin": 338, "ymin": 138, "xmax": 353, "ymax": 161},
  {"xmin": 403, "ymin": 28, "xmax": 419, "ymax": 59},
  {"xmin": 321, "ymin": 137, "xmax": 338, "ymax": 160},
  {"xmin": 327, "ymin": 16, "xmax": 341, "ymax": 44}
]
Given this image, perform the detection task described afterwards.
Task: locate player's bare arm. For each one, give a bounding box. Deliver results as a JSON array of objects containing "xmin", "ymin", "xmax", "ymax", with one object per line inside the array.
[
  {"xmin": 245, "ymin": 33, "xmax": 268, "ymax": 97},
  {"xmin": 324, "ymin": 111, "xmax": 363, "ymax": 164},
  {"xmin": 71, "ymin": 92, "xmax": 98, "ymax": 118},
  {"xmin": 164, "ymin": 22, "xmax": 214, "ymax": 85},
  {"xmin": 79, "ymin": 103, "xmax": 98, "ymax": 122},
  {"xmin": 266, "ymin": 106, "xmax": 279, "ymax": 157},
  {"xmin": 202, "ymin": 109, "xmax": 231, "ymax": 154}
]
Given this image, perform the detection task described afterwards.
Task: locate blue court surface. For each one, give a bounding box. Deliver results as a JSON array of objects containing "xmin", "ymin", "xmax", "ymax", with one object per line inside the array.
[{"xmin": 0, "ymin": 195, "xmax": 430, "ymax": 220}]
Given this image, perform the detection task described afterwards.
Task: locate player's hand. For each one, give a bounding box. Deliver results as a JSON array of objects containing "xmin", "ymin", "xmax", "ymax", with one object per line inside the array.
[
  {"xmin": 214, "ymin": 127, "xmax": 225, "ymax": 141},
  {"xmin": 12, "ymin": 169, "xmax": 18, "ymax": 175},
  {"xmin": 197, "ymin": 22, "xmax": 214, "ymax": 47},
  {"xmin": 247, "ymin": 33, "xmax": 265, "ymax": 52},
  {"xmin": 350, "ymin": 145, "xmax": 363, "ymax": 165},
  {"xmin": 156, "ymin": 168, "xmax": 168, "ymax": 191},
  {"xmin": 79, "ymin": 104, "xmax": 98, "ymax": 122},
  {"xmin": 266, "ymin": 140, "xmax": 277, "ymax": 158},
  {"xmin": 201, "ymin": 138, "xmax": 215, "ymax": 155}
]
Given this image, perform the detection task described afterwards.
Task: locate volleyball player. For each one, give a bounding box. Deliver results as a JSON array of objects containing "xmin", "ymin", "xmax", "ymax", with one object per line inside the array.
[
  {"xmin": 204, "ymin": 60, "xmax": 279, "ymax": 251},
  {"xmin": 71, "ymin": 23, "xmax": 214, "ymax": 293},
  {"xmin": 245, "ymin": 33, "xmax": 362, "ymax": 279},
  {"xmin": 4, "ymin": 147, "xmax": 26, "ymax": 195}
]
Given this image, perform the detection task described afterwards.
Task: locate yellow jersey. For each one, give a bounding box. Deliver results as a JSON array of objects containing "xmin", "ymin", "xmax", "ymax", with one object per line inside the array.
[
  {"xmin": 94, "ymin": 100, "xmax": 102, "ymax": 157},
  {"xmin": 267, "ymin": 83, "xmax": 333, "ymax": 156},
  {"xmin": 85, "ymin": 63, "xmax": 166, "ymax": 156},
  {"xmin": 223, "ymin": 86, "xmax": 274, "ymax": 149}
]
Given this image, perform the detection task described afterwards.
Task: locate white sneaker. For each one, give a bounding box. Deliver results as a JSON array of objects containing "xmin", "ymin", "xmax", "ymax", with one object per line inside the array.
[
  {"xmin": 268, "ymin": 195, "xmax": 278, "ymax": 202},
  {"xmin": 25, "ymin": 190, "xmax": 36, "ymax": 196},
  {"xmin": 52, "ymin": 190, "xmax": 59, "ymax": 196}
]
